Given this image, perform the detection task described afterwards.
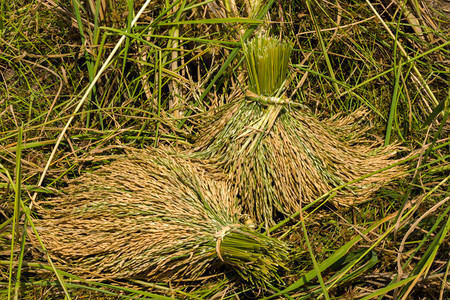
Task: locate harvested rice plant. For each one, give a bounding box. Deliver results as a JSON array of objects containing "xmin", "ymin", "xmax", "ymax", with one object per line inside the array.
[{"xmin": 1, "ymin": 0, "xmax": 449, "ymax": 299}]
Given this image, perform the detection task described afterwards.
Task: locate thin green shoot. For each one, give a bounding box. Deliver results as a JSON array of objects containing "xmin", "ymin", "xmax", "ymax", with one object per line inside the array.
[
  {"xmin": 154, "ymin": 49, "xmax": 162, "ymax": 147},
  {"xmin": 385, "ymin": 59, "xmax": 402, "ymax": 146},
  {"xmin": 305, "ymin": 0, "xmax": 340, "ymax": 96},
  {"xmin": 71, "ymin": 0, "xmax": 97, "ymax": 128},
  {"xmin": 12, "ymin": 126, "xmax": 24, "ymax": 300},
  {"xmin": 298, "ymin": 204, "xmax": 330, "ymax": 300},
  {"xmin": 6, "ymin": 126, "xmax": 21, "ymax": 300}
]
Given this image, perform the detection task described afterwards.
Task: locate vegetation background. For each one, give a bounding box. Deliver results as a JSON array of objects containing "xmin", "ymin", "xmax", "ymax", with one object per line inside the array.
[{"xmin": 0, "ymin": 0, "xmax": 449, "ymax": 298}]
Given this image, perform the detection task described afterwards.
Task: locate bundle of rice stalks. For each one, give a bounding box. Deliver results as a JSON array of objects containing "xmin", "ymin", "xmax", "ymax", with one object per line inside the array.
[
  {"xmin": 31, "ymin": 148, "xmax": 289, "ymax": 287},
  {"xmin": 191, "ymin": 34, "xmax": 406, "ymax": 226}
]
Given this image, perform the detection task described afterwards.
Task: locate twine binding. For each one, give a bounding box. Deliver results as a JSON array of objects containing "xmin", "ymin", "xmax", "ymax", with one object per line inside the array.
[
  {"xmin": 215, "ymin": 225, "xmax": 237, "ymax": 262},
  {"xmin": 245, "ymin": 90, "xmax": 302, "ymax": 108}
]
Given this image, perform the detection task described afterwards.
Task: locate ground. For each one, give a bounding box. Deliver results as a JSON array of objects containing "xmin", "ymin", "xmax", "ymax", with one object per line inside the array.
[{"xmin": 0, "ymin": 0, "xmax": 449, "ymax": 299}]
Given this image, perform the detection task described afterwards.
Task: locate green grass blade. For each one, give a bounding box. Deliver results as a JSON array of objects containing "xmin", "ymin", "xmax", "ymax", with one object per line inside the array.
[
  {"xmin": 327, "ymin": 249, "xmax": 379, "ymax": 285},
  {"xmin": 6, "ymin": 124, "xmax": 22, "ymax": 300},
  {"xmin": 154, "ymin": 49, "xmax": 162, "ymax": 147},
  {"xmin": 71, "ymin": 0, "xmax": 87, "ymax": 44},
  {"xmin": 121, "ymin": 0, "xmax": 135, "ymax": 80},
  {"xmin": 13, "ymin": 220, "xmax": 28, "ymax": 300},
  {"xmin": 385, "ymin": 59, "xmax": 402, "ymax": 146},
  {"xmin": 0, "ymin": 217, "xmax": 13, "ymax": 231},
  {"xmin": 423, "ymin": 93, "xmax": 449, "ymax": 128},
  {"xmin": 385, "ymin": 15, "xmax": 403, "ymax": 146},
  {"xmin": 306, "ymin": 0, "xmax": 339, "ymax": 95},
  {"xmin": 71, "ymin": 0, "xmax": 96, "ymax": 127},
  {"xmin": 0, "ymin": 0, "xmax": 5, "ymax": 31},
  {"xmin": 359, "ymin": 275, "xmax": 419, "ymax": 300},
  {"xmin": 12, "ymin": 125, "xmax": 23, "ymax": 300},
  {"xmin": 299, "ymin": 208, "xmax": 331, "ymax": 300}
]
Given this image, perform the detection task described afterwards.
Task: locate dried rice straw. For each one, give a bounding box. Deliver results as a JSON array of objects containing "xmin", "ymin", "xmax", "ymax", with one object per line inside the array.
[
  {"xmin": 190, "ymin": 34, "xmax": 406, "ymax": 226},
  {"xmin": 31, "ymin": 148, "xmax": 289, "ymax": 287}
]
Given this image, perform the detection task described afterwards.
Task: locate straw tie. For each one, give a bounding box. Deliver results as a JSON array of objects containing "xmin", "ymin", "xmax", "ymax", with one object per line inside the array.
[
  {"xmin": 215, "ymin": 224, "xmax": 237, "ymax": 262},
  {"xmin": 245, "ymin": 90, "xmax": 302, "ymax": 108}
]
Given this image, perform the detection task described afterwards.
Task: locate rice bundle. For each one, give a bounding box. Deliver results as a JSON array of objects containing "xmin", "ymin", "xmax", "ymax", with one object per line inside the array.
[
  {"xmin": 32, "ymin": 148, "xmax": 288, "ymax": 286},
  {"xmin": 191, "ymin": 34, "xmax": 406, "ymax": 225}
]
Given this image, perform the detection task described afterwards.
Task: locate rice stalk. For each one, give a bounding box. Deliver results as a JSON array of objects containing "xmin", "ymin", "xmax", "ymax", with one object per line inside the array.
[
  {"xmin": 190, "ymin": 34, "xmax": 407, "ymax": 226},
  {"xmin": 30, "ymin": 148, "xmax": 289, "ymax": 287},
  {"xmin": 243, "ymin": 34, "xmax": 292, "ymax": 96}
]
